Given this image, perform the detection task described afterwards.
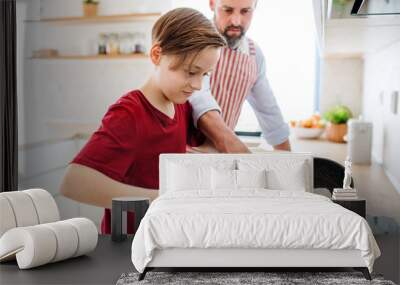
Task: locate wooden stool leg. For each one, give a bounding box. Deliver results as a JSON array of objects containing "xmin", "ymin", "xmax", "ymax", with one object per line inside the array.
[{"xmin": 112, "ymin": 201, "xmax": 125, "ymax": 242}]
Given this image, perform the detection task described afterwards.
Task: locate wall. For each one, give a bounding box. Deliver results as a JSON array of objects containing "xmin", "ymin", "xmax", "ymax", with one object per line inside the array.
[
  {"xmin": 363, "ymin": 41, "xmax": 400, "ymax": 193},
  {"xmin": 320, "ymin": 35, "xmax": 400, "ymax": 194},
  {"xmin": 320, "ymin": 7, "xmax": 400, "ymax": 119},
  {"xmin": 319, "ymin": 56, "xmax": 363, "ymax": 117},
  {"xmin": 18, "ymin": 0, "xmax": 170, "ymax": 146}
]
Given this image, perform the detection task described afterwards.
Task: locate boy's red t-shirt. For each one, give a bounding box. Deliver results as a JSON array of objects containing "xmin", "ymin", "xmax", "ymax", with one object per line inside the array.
[{"xmin": 72, "ymin": 90, "xmax": 198, "ymax": 234}]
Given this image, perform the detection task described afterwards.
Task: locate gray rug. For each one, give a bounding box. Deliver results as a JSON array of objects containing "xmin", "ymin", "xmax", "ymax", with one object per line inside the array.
[{"xmin": 116, "ymin": 271, "xmax": 396, "ymax": 285}]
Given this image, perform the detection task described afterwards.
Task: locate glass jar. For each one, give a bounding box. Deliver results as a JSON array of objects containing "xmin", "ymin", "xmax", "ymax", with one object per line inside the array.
[
  {"xmin": 98, "ymin": 33, "xmax": 107, "ymax": 55},
  {"xmin": 119, "ymin": 33, "xmax": 131, "ymax": 55},
  {"xmin": 107, "ymin": 33, "xmax": 120, "ymax": 55},
  {"xmin": 127, "ymin": 33, "xmax": 135, "ymax": 54},
  {"xmin": 134, "ymin": 32, "xmax": 146, "ymax": 54}
]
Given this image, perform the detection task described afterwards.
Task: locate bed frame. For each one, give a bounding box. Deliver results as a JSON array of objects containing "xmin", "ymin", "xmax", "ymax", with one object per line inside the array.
[
  {"xmin": 139, "ymin": 248, "xmax": 371, "ymax": 280},
  {"xmin": 138, "ymin": 154, "xmax": 372, "ymax": 281}
]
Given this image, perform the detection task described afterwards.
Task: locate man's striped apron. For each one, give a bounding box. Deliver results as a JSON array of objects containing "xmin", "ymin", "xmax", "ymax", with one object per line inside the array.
[{"xmin": 210, "ymin": 39, "xmax": 258, "ymax": 130}]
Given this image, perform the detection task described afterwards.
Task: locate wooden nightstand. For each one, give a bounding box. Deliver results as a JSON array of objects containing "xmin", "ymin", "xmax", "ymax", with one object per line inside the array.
[{"xmin": 332, "ymin": 199, "xmax": 366, "ymax": 218}]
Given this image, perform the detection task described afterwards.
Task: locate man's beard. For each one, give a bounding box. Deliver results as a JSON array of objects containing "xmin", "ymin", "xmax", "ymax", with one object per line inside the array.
[{"xmin": 222, "ymin": 25, "xmax": 245, "ymax": 49}]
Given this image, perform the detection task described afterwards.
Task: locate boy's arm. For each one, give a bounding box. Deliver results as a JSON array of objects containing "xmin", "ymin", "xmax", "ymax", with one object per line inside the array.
[{"xmin": 60, "ymin": 163, "xmax": 159, "ymax": 209}]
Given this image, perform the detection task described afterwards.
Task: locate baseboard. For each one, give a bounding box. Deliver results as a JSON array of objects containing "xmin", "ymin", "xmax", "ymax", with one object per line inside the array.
[
  {"xmin": 384, "ymin": 167, "xmax": 400, "ymax": 195},
  {"xmin": 372, "ymin": 154, "xmax": 400, "ymax": 195}
]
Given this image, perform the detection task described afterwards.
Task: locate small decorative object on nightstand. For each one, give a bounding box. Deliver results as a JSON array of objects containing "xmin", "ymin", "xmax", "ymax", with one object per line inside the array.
[
  {"xmin": 111, "ymin": 197, "xmax": 149, "ymax": 242},
  {"xmin": 332, "ymin": 157, "xmax": 359, "ymax": 200},
  {"xmin": 332, "ymin": 199, "xmax": 366, "ymax": 218},
  {"xmin": 331, "ymin": 157, "xmax": 366, "ymax": 218}
]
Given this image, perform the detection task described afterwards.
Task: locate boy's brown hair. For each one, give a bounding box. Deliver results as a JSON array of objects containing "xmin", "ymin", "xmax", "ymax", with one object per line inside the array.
[{"xmin": 152, "ymin": 8, "xmax": 226, "ymax": 68}]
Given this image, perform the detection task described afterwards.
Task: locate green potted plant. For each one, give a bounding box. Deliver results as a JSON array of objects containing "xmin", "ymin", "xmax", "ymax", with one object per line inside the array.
[
  {"xmin": 332, "ymin": 0, "xmax": 352, "ymax": 18},
  {"xmin": 83, "ymin": 0, "xmax": 99, "ymax": 17},
  {"xmin": 323, "ymin": 105, "xmax": 353, "ymax": 143}
]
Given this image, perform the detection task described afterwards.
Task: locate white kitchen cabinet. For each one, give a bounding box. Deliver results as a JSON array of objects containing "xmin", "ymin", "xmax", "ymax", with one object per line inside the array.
[{"xmin": 313, "ymin": 0, "xmax": 400, "ymax": 57}]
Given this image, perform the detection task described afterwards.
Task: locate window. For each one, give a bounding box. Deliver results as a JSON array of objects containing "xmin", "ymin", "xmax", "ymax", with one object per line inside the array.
[{"xmin": 236, "ymin": 0, "xmax": 317, "ymax": 133}]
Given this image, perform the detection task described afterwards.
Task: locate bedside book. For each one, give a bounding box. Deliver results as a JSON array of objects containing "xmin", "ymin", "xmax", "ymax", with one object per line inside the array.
[
  {"xmin": 333, "ymin": 188, "xmax": 357, "ymax": 193},
  {"xmin": 333, "ymin": 192, "xmax": 358, "ymax": 196},
  {"xmin": 332, "ymin": 195, "xmax": 359, "ymax": 200},
  {"xmin": 332, "ymin": 188, "xmax": 358, "ymax": 200}
]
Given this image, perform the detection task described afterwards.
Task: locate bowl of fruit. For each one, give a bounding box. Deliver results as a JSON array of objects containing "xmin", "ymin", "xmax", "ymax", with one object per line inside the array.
[{"xmin": 290, "ymin": 114, "xmax": 325, "ymax": 139}]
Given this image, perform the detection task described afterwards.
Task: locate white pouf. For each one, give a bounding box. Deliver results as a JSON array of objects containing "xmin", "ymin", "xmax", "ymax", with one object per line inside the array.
[
  {"xmin": 0, "ymin": 196, "xmax": 17, "ymax": 237},
  {"xmin": 0, "ymin": 218, "xmax": 98, "ymax": 269},
  {"xmin": 0, "ymin": 189, "xmax": 98, "ymax": 269},
  {"xmin": 1, "ymin": 191, "xmax": 39, "ymax": 227},
  {"xmin": 24, "ymin": 189, "xmax": 60, "ymax": 223}
]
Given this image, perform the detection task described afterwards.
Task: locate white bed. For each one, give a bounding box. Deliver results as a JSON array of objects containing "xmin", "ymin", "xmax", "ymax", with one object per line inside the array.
[{"xmin": 131, "ymin": 153, "xmax": 380, "ymax": 280}]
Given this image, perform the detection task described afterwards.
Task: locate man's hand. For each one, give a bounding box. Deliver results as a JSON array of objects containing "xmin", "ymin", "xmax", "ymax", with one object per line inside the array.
[
  {"xmin": 187, "ymin": 139, "xmax": 219, "ymax": 153},
  {"xmin": 273, "ymin": 139, "xmax": 291, "ymax": 151},
  {"xmin": 197, "ymin": 110, "xmax": 250, "ymax": 153}
]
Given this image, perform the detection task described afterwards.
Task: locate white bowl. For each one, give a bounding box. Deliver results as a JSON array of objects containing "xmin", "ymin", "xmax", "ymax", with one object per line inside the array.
[{"xmin": 292, "ymin": 127, "xmax": 325, "ymax": 139}]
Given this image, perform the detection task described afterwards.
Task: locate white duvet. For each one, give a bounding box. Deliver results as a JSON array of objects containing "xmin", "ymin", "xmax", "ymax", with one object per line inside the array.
[{"xmin": 131, "ymin": 190, "xmax": 380, "ymax": 273}]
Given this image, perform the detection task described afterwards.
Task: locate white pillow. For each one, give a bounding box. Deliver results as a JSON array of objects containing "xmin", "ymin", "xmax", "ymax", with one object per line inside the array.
[
  {"xmin": 238, "ymin": 159, "xmax": 309, "ymax": 191},
  {"xmin": 212, "ymin": 168, "xmax": 237, "ymax": 191},
  {"xmin": 236, "ymin": 169, "xmax": 267, "ymax": 189},
  {"xmin": 266, "ymin": 162, "xmax": 307, "ymax": 191},
  {"xmin": 167, "ymin": 162, "xmax": 212, "ymax": 191}
]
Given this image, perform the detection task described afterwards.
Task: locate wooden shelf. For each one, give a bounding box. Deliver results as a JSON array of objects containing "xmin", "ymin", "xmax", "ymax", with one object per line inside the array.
[
  {"xmin": 322, "ymin": 52, "xmax": 364, "ymax": 59},
  {"xmin": 26, "ymin": 12, "xmax": 161, "ymax": 23},
  {"xmin": 30, "ymin": 54, "xmax": 148, "ymax": 60}
]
